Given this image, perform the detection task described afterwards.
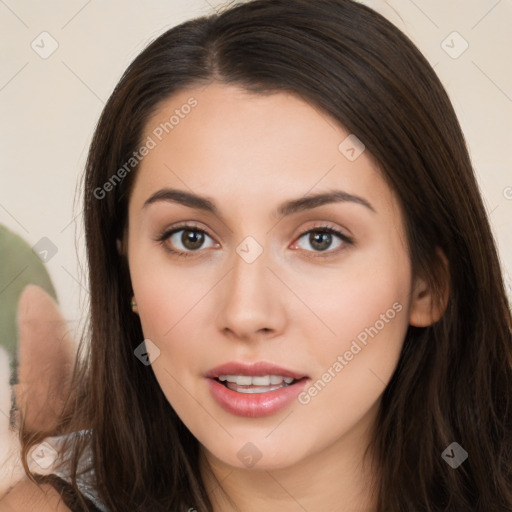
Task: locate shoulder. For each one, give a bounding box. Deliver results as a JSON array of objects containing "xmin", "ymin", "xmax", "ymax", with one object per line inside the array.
[{"xmin": 0, "ymin": 477, "xmax": 71, "ymax": 511}]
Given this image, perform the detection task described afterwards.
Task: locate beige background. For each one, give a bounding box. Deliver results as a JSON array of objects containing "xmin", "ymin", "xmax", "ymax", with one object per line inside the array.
[{"xmin": 0, "ymin": 0, "xmax": 511, "ymax": 332}]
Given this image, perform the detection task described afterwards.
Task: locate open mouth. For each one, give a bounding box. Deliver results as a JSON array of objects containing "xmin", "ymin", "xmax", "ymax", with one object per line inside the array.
[
  {"xmin": 206, "ymin": 365, "xmax": 310, "ymax": 416},
  {"xmin": 214, "ymin": 375, "xmax": 304, "ymax": 394}
]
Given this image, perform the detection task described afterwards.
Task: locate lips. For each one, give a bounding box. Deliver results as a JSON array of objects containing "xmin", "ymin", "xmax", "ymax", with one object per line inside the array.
[
  {"xmin": 205, "ymin": 361, "xmax": 308, "ymax": 381},
  {"xmin": 205, "ymin": 361, "xmax": 310, "ymax": 417}
]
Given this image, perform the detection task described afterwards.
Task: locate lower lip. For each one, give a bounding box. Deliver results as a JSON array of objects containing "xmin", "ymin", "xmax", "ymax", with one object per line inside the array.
[{"xmin": 207, "ymin": 378, "xmax": 309, "ymax": 417}]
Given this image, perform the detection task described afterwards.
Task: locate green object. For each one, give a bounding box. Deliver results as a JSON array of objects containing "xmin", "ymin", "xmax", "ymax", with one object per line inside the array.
[{"xmin": 0, "ymin": 224, "xmax": 57, "ymax": 385}]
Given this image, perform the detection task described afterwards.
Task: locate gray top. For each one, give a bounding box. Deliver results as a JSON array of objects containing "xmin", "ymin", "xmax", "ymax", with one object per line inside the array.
[
  {"xmin": 28, "ymin": 429, "xmax": 194, "ymax": 511},
  {"xmin": 28, "ymin": 429, "xmax": 109, "ymax": 511}
]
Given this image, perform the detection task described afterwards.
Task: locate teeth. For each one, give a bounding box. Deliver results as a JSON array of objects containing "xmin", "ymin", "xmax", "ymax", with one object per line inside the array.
[
  {"xmin": 228, "ymin": 384, "xmax": 287, "ymax": 394},
  {"xmin": 217, "ymin": 375, "xmax": 296, "ymax": 386},
  {"xmin": 270, "ymin": 375, "xmax": 283, "ymax": 384},
  {"xmin": 252, "ymin": 376, "xmax": 270, "ymax": 386}
]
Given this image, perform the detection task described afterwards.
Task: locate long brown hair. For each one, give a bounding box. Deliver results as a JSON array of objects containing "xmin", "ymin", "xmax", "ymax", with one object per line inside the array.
[{"xmin": 19, "ymin": 0, "xmax": 512, "ymax": 510}]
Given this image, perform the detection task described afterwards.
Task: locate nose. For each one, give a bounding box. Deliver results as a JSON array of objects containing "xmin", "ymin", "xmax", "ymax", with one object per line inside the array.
[{"xmin": 215, "ymin": 245, "xmax": 287, "ymax": 342}]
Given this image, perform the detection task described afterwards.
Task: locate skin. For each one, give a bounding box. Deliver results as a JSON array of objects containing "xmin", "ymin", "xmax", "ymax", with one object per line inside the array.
[
  {"xmin": 126, "ymin": 82, "xmax": 441, "ymax": 512},
  {"xmin": 0, "ymin": 479, "xmax": 71, "ymax": 511}
]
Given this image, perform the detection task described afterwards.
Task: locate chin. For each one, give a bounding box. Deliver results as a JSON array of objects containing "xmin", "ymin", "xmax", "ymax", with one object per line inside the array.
[{"xmin": 202, "ymin": 435, "xmax": 310, "ymax": 472}]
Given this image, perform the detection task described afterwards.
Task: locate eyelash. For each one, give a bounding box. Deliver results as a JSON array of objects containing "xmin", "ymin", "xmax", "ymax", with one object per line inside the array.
[{"xmin": 154, "ymin": 223, "xmax": 353, "ymax": 259}]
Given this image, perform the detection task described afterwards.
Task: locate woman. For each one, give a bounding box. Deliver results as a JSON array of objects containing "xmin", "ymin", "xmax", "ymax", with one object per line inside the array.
[{"xmin": 4, "ymin": 0, "xmax": 512, "ymax": 510}]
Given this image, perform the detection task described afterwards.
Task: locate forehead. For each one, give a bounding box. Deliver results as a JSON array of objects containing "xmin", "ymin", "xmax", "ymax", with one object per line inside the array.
[{"xmin": 130, "ymin": 82, "xmax": 396, "ymax": 217}]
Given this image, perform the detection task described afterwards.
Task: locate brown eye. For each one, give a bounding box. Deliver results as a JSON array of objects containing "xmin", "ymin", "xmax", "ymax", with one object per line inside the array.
[
  {"xmin": 164, "ymin": 227, "xmax": 216, "ymax": 253},
  {"xmin": 181, "ymin": 229, "xmax": 205, "ymax": 250},
  {"xmin": 308, "ymin": 232, "xmax": 333, "ymax": 251},
  {"xmin": 296, "ymin": 228, "xmax": 346, "ymax": 253}
]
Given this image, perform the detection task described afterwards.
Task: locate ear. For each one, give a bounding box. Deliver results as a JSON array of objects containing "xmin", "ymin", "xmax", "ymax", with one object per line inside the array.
[
  {"xmin": 409, "ymin": 249, "xmax": 450, "ymax": 327},
  {"xmin": 117, "ymin": 225, "xmax": 129, "ymax": 257}
]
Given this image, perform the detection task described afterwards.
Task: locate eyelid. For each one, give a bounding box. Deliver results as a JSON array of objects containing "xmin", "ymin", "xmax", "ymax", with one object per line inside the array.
[
  {"xmin": 160, "ymin": 221, "xmax": 211, "ymax": 234},
  {"xmin": 294, "ymin": 222, "xmax": 352, "ymax": 240}
]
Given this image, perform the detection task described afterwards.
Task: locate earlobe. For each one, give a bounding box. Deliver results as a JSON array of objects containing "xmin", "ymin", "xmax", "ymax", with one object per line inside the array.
[{"xmin": 409, "ymin": 249, "xmax": 450, "ymax": 327}]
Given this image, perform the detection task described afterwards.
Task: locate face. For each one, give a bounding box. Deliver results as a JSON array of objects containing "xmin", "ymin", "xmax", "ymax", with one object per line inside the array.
[{"xmin": 126, "ymin": 82, "xmax": 414, "ymax": 472}]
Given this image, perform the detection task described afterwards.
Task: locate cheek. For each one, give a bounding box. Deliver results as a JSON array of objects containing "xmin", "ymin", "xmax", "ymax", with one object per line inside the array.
[
  {"xmin": 295, "ymin": 238, "xmax": 411, "ymax": 410},
  {"xmin": 129, "ymin": 257, "xmax": 209, "ymax": 414},
  {"xmin": 299, "ymin": 239, "xmax": 411, "ymax": 353},
  {"xmin": 128, "ymin": 248, "xmax": 216, "ymax": 402},
  {"xmin": 129, "ymin": 243, "xmax": 213, "ymax": 340}
]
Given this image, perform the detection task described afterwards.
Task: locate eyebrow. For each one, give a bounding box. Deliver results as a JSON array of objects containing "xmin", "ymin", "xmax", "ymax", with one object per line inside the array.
[{"xmin": 142, "ymin": 188, "xmax": 376, "ymax": 217}]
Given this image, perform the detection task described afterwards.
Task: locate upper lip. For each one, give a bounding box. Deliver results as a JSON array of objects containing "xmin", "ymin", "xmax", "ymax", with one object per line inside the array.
[{"xmin": 205, "ymin": 361, "xmax": 309, "ymax": 380}]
